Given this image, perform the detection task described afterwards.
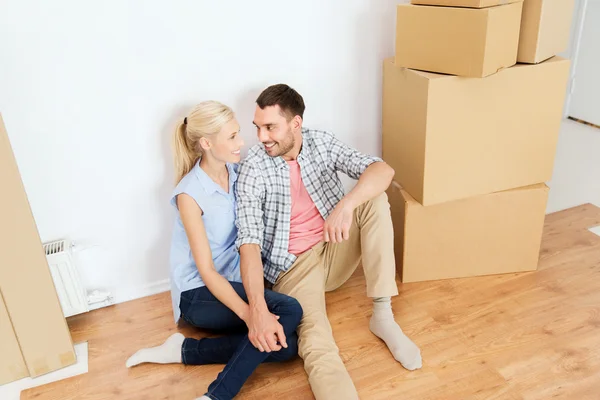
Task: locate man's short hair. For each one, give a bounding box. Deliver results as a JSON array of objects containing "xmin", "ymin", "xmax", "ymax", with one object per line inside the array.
[{"xmin": 256, "ymin": 84, "xmax": 305, "ymax": 121}]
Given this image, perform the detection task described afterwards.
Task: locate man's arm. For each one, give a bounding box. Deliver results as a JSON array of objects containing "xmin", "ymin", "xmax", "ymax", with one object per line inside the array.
[
  {"xmin": 342, "ymin": 161, "xmax": 395, "ymax": 209},
  {"xmin": 235, "ymin": 160, "xmax": 287, "ymax": 352},
  {"xmin": 324, "ymin": 136, "xmax": 395, "ymax": 243},
  {"xmin": 239, "ymin": 244, "xmax": 285, "ymax": 351},
  {"xmin": 239, "ymin": 244, "xmax": 266, "ymax": 311}
]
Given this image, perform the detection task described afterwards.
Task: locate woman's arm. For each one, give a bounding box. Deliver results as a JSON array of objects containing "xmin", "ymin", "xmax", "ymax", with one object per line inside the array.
[{"xmin": 177, "ymin": 193, "xmax": 250, "ymax": 322}]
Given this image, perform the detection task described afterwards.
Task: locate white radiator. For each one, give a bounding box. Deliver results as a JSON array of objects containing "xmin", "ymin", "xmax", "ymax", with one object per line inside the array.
[{"xmin": 44, "ymin": 239, "xmax": 89, "ymax": 317}]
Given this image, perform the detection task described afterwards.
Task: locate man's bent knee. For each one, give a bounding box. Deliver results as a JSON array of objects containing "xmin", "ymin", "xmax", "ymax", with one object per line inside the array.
[{"xmin": 369, "ymin": 192, "xmax": 390, "ymax": 209}]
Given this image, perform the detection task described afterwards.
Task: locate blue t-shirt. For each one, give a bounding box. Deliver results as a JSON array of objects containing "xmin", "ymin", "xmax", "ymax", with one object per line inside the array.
[{"xmin": 169, "ymin": 161, "xmax": 242, "ymax": 323}]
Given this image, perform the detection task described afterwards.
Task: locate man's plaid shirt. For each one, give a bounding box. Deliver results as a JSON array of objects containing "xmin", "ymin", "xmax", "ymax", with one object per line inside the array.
[{"xmin": 234, "ymin": 127, "xmax": 382, "ymax": 284}]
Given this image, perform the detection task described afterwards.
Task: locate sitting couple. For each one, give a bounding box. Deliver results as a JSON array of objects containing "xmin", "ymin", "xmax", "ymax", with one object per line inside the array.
[{"xmin": 126, "ymin": 84, "xmax": 422, "ymax": 400}]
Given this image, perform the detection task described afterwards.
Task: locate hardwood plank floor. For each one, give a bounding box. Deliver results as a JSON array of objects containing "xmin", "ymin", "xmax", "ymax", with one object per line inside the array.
[{"xmin": 22, "ymin": 204, "xmax": 600, "ymax": 400}]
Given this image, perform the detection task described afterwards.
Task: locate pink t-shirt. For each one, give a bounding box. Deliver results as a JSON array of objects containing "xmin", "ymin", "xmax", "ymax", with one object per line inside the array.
[{"xmin": 287, "ymin": 160, "xmax": 325, "ymax": 256}]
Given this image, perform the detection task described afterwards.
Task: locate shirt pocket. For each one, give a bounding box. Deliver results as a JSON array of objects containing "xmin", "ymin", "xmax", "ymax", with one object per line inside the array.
[
  {"xmin": 210, "ymin": 202, "xmax": 233, "ymax": 214},
  {"xmin": 319, "ymin": 165, "xmax": 335, "ymax": 185},
  {"xmin": 203, "ymin": 205, "xmax": 236, "ymax": 246},
  {"xmin": 207, "ymin": 194, "xmax": 234, "ymax": 214},
  {"xmin": 319, "ymin": 167, "xmax": 344, "ymax": 199},
  {"xmin": 203, "ymin": 199, "xmax": 235, "ymax": 230}
]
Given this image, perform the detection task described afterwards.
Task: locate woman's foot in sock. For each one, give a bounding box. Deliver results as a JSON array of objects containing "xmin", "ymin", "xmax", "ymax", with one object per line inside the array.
[
  {"xmin": 126, "ymin": 332, "xmax": 185, "ymax": 367},
  {"xmin": 369, "ymin": 298, "xmax": 422, "ymax": 371}
]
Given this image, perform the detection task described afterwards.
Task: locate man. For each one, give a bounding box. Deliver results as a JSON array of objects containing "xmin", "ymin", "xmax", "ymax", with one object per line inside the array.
[{"xmin": 235, "ymin": 84, "xmax": 421, "ymax": 399}]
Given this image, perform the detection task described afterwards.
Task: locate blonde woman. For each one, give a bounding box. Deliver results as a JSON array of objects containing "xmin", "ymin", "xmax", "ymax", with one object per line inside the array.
[{"xmin": 126, "ymin": 101, "xmax": 302, "ymax": 400}]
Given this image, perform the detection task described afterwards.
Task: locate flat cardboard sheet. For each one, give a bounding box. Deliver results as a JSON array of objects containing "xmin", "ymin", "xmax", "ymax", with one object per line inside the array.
[{"xmin": 0, "ymin": 114, "xmax": 76, "ymax": 383}]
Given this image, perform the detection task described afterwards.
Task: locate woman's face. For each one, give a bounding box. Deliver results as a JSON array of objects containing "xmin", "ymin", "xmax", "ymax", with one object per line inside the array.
[{"xmin": 206, "ymin": 118, "xmax": 244, "ymax": 164}]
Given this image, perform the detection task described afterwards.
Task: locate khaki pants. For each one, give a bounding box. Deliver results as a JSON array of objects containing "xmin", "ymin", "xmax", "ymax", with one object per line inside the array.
[{"xmin": 273, "ymin": 193, "xmax": 399, "ymax": 400}]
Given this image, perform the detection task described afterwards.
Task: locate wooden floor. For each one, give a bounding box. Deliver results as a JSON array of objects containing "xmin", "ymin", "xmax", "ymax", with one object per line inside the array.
[{"xmin": 22, "ymin": 204, "xmax": 600, "ymax": 400}]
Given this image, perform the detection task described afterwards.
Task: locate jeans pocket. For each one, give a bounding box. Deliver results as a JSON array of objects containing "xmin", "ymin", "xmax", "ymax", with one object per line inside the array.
[
  {"xmin": 180, "ymin": 301, "xmax": 201, "ymax": 327},
  {"xmin": 181, "ymin": 312, "xmax": 193, "ymax": 326},
  {"xmin": 179, "ymin": 301, "xmax": 189, "ymax": 322},
  {"xmin": 179, "ymin": 290, "xmax": 197, "ymax": 322}
]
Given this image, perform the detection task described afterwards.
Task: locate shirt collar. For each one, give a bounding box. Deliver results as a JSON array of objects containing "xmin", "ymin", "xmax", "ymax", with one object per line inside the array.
[
  {"xmin": 271, "ymin": 129, "xmax": 310, "ymax": 169},
  {"xmin": 226, "ymin": 162, "xmax": 237, "ymax": 182},
  {"xmin": 193, "ymin": 160, "xmax": 237, "ymax": 195}
]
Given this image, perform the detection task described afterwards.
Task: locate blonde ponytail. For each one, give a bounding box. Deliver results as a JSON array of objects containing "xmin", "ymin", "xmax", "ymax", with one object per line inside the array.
[
  {"xmin": 171, "ymin": 101, "xmax": 235, "ymax": 184},
  {"xmin": 172, "ymin": 121, "xmax": 199, "ymax": 184}
]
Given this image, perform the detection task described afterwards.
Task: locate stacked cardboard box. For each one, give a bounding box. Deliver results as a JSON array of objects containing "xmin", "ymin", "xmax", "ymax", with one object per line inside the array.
[
  {"xmin": 0, "ymin": 114, "xmax": 76, "ymax": 384},
  {"xmin": 383, "ymin": 0, "xmax": 574, "ymax": 282}
]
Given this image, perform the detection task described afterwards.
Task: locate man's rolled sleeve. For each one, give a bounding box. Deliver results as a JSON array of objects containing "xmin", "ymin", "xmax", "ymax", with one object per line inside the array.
[
  {"xmin": 329, "ymin": 134, "xmax": 383, "ymax": 179},
  {"xmin": 234, "ymin": 159, "xmax": 265, "ymax": 250}
]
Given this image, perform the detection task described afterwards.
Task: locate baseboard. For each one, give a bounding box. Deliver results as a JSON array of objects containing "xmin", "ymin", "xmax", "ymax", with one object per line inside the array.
[{"xmin": 112, "ymin": 278, "xmax": 171, "ymax": 305}]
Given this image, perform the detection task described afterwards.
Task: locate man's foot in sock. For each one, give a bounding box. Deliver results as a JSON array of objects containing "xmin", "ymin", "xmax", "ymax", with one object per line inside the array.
[
  {"xmin": 126, "ymin": 332, "xmax": 185, "ymax": 367},
  {"xmin": 196, "ymin": 396, "xmax": 211, "ymax": 400},
  {"xmin": 370, "ymin": 299, "xmax": 422, "ymax": 370}
]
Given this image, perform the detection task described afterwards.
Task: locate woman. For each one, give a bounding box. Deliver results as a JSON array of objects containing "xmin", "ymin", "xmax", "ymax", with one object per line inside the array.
[{"xmin": 126, "ymin": 101, "xmax": 303, "ymax": 400}]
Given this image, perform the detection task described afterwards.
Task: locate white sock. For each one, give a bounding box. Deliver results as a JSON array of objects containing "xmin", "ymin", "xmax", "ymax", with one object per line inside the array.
[
  {"xmin": 369, "ymin": 298, "xmax": 422, "ymax": 371},
  {"xmin": 125, "ymin": 333, "xmax": 185, "ymax": 367},
  {"xmin": 195, "ymin": 396, "xmax": 211, "ymax": 400}
]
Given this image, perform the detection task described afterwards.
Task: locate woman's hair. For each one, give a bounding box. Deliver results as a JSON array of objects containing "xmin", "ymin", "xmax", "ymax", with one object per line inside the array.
[{"xmin": 171, "ymin": 101, "xmax": 234, "ymax": 183}]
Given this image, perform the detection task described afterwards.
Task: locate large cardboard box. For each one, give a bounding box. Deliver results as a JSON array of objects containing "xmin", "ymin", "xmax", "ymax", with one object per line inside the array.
[
  {"xmin": 388, "ymin": 181, "xmax": 548, "ymax": 283},
  {"xmin": 0, "ymin": 114, "xmax": 76, "ymax": 384},
  {"xmin": 382, "ymin": 56, "xmax": 570, "ymax": 206},
  {"xmin": 411, "ymin": 0, "xmax": 521, "ymax": 7},
  {"xmin": 518, "ymin": 0, "xmax": 575, "ymax": 63},
  {"xmin": 395, "ymin": 2, "xmax": 523, "ymax": 77}
]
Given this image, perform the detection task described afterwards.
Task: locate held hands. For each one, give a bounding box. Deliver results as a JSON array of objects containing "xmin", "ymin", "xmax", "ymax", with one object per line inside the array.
[
  {"xmin": 323, "ymin": 199, "xmax": 355, "ymax": 243},
  {"xmin": 245, "ymin": 305, "xmax": 287, "ymax": 352}
]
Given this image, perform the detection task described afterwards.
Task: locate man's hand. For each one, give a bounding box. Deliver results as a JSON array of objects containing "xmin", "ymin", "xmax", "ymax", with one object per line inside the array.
[
  {"xmin": 244, "ymin": 304, "xmax": 287, "ymax": 352},
  {"xmin": 323, "ymin": 199, "xmax": 355, "ymax": 243}
]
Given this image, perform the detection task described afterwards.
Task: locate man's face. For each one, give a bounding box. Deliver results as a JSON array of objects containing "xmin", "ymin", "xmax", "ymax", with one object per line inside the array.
[{"xmin": 253, "ymin": 105, "xmax": 296, "ymax": 158}]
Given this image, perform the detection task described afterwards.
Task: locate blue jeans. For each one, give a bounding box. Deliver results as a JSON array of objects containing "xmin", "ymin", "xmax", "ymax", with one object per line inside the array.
[{"xmin": 179, "ymin": 282, "xmax": 303, "ymax": 400}]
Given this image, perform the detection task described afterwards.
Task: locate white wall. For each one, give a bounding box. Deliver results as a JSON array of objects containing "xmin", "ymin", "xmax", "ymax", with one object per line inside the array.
[
  {"xmin": 546, "ymin": 120, "xmax": 600, "ymax": 214},
  {"xmin": 566, "ymin": 0, "xmax": 600, "ymax": 125},
  {"xmin": 0, "ymin": 0, "xmax": 401, "ymax": 303},
  {"xmin": 549, "ymin": 0, "xmax": 600, "ymax": 214},
  {"xmin": 561, "ymin": 0, "xmax": 586, "ymax": 117}
]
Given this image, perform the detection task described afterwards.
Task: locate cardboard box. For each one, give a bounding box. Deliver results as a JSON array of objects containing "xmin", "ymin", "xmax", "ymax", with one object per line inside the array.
[
  {"xmin": 395, "ymin": 2, "xmax": 523, "ymax": 77},
  {"xmin": 411, "ymin": 0, "xmax": 521, "ymax": 8},
  {"xmin": 382, "ymin": 56, "xmax": 570, "ymax": 206},
  {"xmin": 388, "ymin": 181, "xmax": 548, "ymax": 283},
  {"xmin": 0, "ymin": 114, "xmax": 76, "ymax": 384},
  {"xmin": 518, "ymin": 0, "xmax": 575, "ymax": 63}
]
